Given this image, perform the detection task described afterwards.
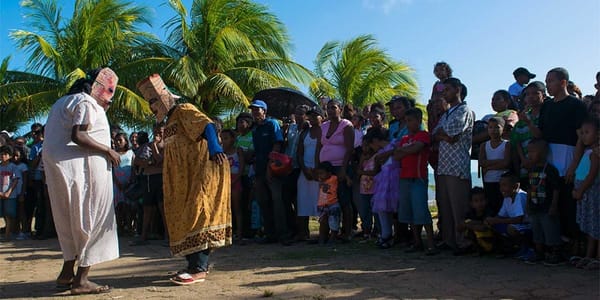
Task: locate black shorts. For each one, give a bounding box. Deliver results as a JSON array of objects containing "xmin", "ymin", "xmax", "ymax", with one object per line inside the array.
[{"xmin": 142, "ymin": 174, "xmax": 164, "ymax": 206}]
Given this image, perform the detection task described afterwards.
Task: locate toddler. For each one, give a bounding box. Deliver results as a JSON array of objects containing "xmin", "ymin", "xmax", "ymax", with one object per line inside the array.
[{"xmin": 316, "ymin": 161, "xmax": 340, "ymax": 245}]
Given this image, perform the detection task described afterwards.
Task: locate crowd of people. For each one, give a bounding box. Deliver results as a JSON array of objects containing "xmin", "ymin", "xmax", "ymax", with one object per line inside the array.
[{"xmin": 0, "ymin": 65, "xmax": 598, "ymax": 293}]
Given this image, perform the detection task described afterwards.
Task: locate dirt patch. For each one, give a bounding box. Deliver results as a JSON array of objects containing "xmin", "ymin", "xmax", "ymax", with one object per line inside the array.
[{"xmin": 1, "ymin": 235, "xmax": 598, "ymax": 299}]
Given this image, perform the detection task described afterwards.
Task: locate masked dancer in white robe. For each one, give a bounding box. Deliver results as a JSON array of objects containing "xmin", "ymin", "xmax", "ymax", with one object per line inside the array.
[{"xmin": 43, "ymin": 68, "xmax": 121, "ymax": 295}]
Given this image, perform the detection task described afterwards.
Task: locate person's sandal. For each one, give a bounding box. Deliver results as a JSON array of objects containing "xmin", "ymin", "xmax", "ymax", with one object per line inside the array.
[
  {"xmin": 404, "ymin": 244, "xmax": 423, "ymax": 253},
  {"xmin": 576, "ymin": 257, "xmax": 593, "ymax": 269},
  {"xmin": 569, "ymin": 256, "xmax": 583, "ymax": 266},
  {"xmin": 584, "ymin": 259, "xmax": 600, "ymax": 270},
  {"xmin": 425, "ymin": 247, "xmax": 440, "ymax": 256},
  {"xmin": 378, "ymin": 237, "xmax": 393, "ymax": 249}
]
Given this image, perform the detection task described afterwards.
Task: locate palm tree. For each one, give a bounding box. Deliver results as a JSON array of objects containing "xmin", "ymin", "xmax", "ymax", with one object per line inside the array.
[
  {"xmin": 309, "ymin": 35, "xmax": 418, "ymax": 109},
  {"xmin": 0, "ymin": 0, "xmax": 164, "ymax": 129},
  {"xmin": 160, "ymin": 0, "xmax": 314, "ymax": 116}
]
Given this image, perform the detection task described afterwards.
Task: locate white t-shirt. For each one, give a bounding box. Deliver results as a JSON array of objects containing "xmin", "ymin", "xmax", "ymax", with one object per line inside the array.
[
  {"xmin": 483, "ymin": 140, "xmax": 508, "ymax": 183},
  {"xmin": 498, "ymin": 189, "xmax": 527, "ymax": 219}
]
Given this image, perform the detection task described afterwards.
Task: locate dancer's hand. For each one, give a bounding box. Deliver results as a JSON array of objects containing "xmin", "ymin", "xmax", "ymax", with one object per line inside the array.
[
  {"xmin": 107, "ymin": 148, "xmax": 121, "ymax": 166},
  {"xmin": 211, "ymin": 152, "xmax": 227, "ymax": 165}
]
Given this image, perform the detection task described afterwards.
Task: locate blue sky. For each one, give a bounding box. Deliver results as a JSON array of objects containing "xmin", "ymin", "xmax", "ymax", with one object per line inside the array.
[{"xmin": 1, "ymin": 0, "xmax": 599, "ymax": 125}]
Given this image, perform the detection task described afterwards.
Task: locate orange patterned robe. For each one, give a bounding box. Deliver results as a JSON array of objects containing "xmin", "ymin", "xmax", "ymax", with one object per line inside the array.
[{"xmin": 162, "ymin": 103, "xmax": 232, "ymax": 256}]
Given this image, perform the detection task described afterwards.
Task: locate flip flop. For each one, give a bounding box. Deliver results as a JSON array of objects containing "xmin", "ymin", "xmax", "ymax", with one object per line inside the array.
[
  {"xmin": 70, "ymin": 285, "xmax": 111, "ymax": 295},
  {"xmin": 576, "ymin": 257, "xmax": 593, "ymax": 269},
  {"xmin": 584, "ymin": 259, "xmax": 600, "ymax": 270},
  {"xmin": 170, "ymin": 272, "xmax": 206, "ymax": 285},
  {"xmin": 569, "ymin": 256, "xmax": 583, "ymax": 266}
]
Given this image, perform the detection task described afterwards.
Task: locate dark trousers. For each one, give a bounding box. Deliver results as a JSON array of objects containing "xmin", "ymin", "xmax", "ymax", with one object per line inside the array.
[
  {"xmin": 254, "ymin": 175, "xmax": 292, "ymax": 241},
  {"xmin": 558, "ymin": 178, "xmax": 579, "ymax": 240},
  {"xmin": 186, "ymin": 249, "xmax": 210, "ymax": 273},
  {"xmin": 241, "ymin": 175, "xmax": 253, "ymax": 238},
  {"xmin": 483, "ymin": 181, "xmax": 503, "ymax": 215}
]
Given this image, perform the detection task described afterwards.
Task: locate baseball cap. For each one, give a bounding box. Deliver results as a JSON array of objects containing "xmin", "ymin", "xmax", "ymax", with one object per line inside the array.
[
  {"xmin": 0, "ymin": 130, "xmax": 13, "ymax": 138},
  {"xmin": 513, "ymin": 67, "xmax": 536, "ymax": 79},
  {"xmin": 249, "ymin": 100, "xmax": 268, "ymax": 110},
  {"xmin": 306, "ymin": 105, "xmax": 324, "ymax": 117}
]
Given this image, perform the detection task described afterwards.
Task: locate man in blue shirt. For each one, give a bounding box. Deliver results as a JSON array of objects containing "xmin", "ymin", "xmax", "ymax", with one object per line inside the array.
[{"xmin": 250, "ymin": 100, "xmax": 291, "ymax": 245}]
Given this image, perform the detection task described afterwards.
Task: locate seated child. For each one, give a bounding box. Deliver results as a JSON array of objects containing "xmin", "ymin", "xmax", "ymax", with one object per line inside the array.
[
  {"xmin": 485, "ymin": 172, "xmax": 531, "ymax": 256},
  {"xmin": 316, "ymin": 161, "xmax": 341, "ymax": 245},
  {"xmin": 458, "ymin": 187, "xmax": 495, "ymax": 255},
  {"xmin": 525, "ymin": 139, "xmax": 562, "ymax": 265}
]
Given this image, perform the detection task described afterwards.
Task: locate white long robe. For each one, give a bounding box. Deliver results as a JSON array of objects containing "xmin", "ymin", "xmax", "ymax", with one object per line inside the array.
[{"xmin": 43, "ymin": 93, "xmax": 119, "ymax": 267}]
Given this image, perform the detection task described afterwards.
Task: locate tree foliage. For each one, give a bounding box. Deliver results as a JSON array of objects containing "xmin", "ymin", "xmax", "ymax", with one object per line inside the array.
[
  {"xmin": 159, "ymin": 0, "xmax": 314, "ymax": 117},
  {"xmin": 0, "ymin": 0, "xmax": 163, "ymax": 130},
  {"xmin": 309, "ymin": 34, "xmax": 418, "ymax": 109}
]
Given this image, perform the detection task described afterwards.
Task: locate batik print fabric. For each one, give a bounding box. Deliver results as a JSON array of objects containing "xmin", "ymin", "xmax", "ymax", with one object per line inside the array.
[{"xmin": 162, "ymin": 103, "xmax": 232, "ymax": 256}]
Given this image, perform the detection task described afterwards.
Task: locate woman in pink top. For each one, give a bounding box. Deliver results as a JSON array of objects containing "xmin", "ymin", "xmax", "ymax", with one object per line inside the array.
[{"xmin": 319, "ymin": 99, "xmax": 355, "ymax": 240}]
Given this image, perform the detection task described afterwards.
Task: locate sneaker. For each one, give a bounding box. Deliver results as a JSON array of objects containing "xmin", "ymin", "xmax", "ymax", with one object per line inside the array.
[
  {"xmin": 524, "ymin": 252, "xmax": 545, "ymax": 265},
  {"xmin": 513, "ymin": 247, "xmax": 530, "ymax": 260},
  {"xmin": 544, "ymin": 254, "xmax": 565, "ymax": 266},
  {"xmin": 377, "ymin": 237, "xmax": 393, "ymax": 249},
  {"xmin": 518, "ymin": 248, "xmax": 534, "ymax": 261},
  {"xmin": 425, "ymin": 247, "xmax": 440, "ymax": 256},
  {"xmin": 15, "ymin": 233, "xmax": 27, "ymax": 240}
]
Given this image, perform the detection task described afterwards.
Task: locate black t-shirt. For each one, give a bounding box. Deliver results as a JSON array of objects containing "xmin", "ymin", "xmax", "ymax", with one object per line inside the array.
[
  {"xmin": 527, "ymin": 163, "xmax": 560, "ymax": 213},
  {"xmin": 539, "ymin": 95, "xmax": 588, "ymax": 146}
]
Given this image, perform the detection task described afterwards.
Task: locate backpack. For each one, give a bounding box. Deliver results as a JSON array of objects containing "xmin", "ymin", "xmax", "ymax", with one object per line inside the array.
[{"xmin": 470, "ymin": 120, "xmax": 488, "ymax": 160}]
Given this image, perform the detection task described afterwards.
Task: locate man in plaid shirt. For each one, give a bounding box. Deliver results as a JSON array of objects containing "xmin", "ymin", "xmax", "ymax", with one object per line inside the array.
[{"xmin": 433, "ymin": 77, "xmax": 474, "ymax": 255}]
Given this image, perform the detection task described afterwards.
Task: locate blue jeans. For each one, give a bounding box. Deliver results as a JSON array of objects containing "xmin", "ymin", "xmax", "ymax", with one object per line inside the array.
[
  {"xmin": 186, "ymin": 249, "xmax": 210, "ymax": 273},
  {"xmin": 378, "ymin": 212, "xmax": 394, "ymax": 240}
]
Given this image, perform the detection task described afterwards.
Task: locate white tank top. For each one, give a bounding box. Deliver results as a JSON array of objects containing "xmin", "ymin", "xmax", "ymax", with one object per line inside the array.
[{"xmin": 483, "ymin": 140, "xmax": 508, "ymax": 183}]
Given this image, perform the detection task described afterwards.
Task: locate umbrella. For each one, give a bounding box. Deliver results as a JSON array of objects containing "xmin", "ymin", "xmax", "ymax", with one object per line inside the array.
[{"xmin": 253, "ymin": 87, "xmax": 317, "ymax": 120}]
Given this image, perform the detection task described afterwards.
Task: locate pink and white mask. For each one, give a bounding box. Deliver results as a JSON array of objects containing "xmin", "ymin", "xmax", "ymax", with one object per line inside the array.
[{"xmin": 90, "ymin": 68, "xmax": 118, "ymax": 110}]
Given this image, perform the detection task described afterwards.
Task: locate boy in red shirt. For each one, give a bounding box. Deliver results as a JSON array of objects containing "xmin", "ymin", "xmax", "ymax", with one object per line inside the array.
[{"xmin": 395, "ymin": 108, "xmax": 438, "ymax": 255}]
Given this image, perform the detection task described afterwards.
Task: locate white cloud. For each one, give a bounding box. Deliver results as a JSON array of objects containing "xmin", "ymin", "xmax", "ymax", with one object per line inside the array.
[{"xmin": 362, "ymin": 0, "xmax": 412, "ymax": 14}]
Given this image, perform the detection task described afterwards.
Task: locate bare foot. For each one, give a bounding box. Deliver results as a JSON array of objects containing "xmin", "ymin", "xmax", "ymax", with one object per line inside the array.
[
  {"xmin": 71, "ymin": 281, "xmax": 111, "ymax": 295},
  {"xmin": 55, "ymin": 272, "xmax": 74, "ymax": 290}
]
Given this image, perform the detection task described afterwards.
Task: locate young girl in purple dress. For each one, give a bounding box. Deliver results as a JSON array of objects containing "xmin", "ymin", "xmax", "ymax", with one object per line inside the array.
[{"xmin": 365, "ymin": 127, "xmax": 400, "ymax": 249}]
